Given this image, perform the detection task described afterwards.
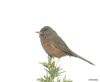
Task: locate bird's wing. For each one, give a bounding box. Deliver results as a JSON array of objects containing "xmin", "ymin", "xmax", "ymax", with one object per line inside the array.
[{"xmin": 52, "ymin": 35, "xmax": 71, "ymax": 54}]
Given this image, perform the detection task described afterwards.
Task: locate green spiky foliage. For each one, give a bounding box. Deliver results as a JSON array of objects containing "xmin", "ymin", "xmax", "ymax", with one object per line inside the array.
[{"xmin": 37, "ymin": 56, "xmax": 72, "ymax": 82}]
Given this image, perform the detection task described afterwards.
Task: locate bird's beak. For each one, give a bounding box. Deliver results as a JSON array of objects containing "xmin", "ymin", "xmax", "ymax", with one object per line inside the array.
[
  {"xmin": 36, "ymin": 31, "xmax": 40, "ymax": 33},
  {"xmin": 36, "ymin": 31, "xmax": 43, "ymax": 35}
]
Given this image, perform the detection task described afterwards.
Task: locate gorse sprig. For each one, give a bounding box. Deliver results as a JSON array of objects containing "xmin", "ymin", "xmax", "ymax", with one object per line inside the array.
[{"xmin": 37, "ymin": 56, "xmax": 72, "ymax": 82}]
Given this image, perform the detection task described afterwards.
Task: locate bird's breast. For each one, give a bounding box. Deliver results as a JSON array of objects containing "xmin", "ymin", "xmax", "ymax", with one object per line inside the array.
[{"xmin": 42, "ymin": 40, "xmax": 65, "ymax": 58}]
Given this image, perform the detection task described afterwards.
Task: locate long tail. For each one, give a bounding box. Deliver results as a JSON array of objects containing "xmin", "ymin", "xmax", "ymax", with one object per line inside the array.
[{"xmin": 68, "ymin": 51, "xmax": 95, "ymax": 65}]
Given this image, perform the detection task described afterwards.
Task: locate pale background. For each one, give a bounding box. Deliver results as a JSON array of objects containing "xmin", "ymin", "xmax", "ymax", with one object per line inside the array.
[{"xmin": 0, "ymin": 0, "xmax": 100, "ymax": 82}]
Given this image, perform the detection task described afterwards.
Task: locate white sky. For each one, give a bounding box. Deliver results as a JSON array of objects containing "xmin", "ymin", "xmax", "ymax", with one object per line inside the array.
[{"xmin": 0, "ymin": 0, "xmax": 100, "ymax": 82}]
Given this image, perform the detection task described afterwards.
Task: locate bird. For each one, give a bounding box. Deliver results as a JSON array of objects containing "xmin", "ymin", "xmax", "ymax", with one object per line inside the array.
[{"xmin": 36, "ymin": 26, "xmax": 95, "ymax": 65}]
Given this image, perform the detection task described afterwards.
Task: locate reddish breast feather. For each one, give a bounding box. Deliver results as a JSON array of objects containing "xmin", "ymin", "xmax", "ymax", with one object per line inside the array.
[{"xmin": 43, "ymin": 40, "xmax": 65, "ymax": 58}]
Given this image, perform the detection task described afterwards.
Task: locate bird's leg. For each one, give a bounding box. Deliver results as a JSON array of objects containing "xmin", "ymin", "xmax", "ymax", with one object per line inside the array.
[{"xmin": 56, "ymin": 58, "xmax": 60, "ymax": 67}]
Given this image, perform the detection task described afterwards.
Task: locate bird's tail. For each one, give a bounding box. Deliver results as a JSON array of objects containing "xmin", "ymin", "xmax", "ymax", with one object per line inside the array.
[{"xmin": 68, "ymin": 51, "xmax": 95, "ymax": 65}]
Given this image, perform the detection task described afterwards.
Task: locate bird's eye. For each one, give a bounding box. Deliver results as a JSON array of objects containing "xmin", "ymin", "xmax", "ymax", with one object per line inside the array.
[{"xmin": 43, "ymin": 29, "xmax": 46, "ymax": 31}]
